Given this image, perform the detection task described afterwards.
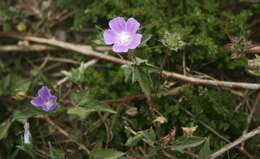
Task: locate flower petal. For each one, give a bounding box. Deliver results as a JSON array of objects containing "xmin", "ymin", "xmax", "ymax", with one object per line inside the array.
[
  {"xmin": 31, "ymin": 96, "xmax": 44, "ymax": 108},
  {"xmin": 109, "ymin": 17, "xmax": 126, "ymax": 32},
  {"xmin": 103, "ymin": 29, "xmax": 116, "ymax": 45},
  {"xmin": 38, "ymin": 86, "xmax": 50, "ymax": 98},
  {"xmin": 42, "ymin": 96, "xmax": 57, "ymax": 112},
  {"xmin": 126, "ymin": 18, "xmax": 140, "ymax": 33},
  {"xmin": 42, "ymin": 104, "xmax": 56, "ymax": 112},
  {"xmin": 128, "ymin": 34, "xmax": 142, "ymax": 49},
  {"xmin": 49, "ymin": 95, "xmax": 57, "ymax": 105},
  {"xmin": 112, "ymin": 44, "xmax": 129, "ymax": 53}
]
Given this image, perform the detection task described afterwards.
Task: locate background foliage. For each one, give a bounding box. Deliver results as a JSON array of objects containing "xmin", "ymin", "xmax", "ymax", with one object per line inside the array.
[{"xmin": 0, "ymin": 0, "xmax": 260, "ymax": 158}]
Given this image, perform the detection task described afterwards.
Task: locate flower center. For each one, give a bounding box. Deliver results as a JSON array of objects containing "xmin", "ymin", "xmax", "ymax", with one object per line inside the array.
[
  {"xmin": 44, "ymin": 99, "xmax": 53, "ymax": 107},
  {"xmin": 117, "ymin": 32, "xmax": 132, "ymax": 45}
]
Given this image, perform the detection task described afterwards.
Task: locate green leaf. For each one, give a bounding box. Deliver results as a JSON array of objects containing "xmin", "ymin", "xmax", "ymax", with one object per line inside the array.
[
  {"xmin": 125, "ymin": 128, "xmax": 156, "ymax": 147},
  {"xmin": 0, "ymin": 74, "xmax": 11, "ymax": 96},
  {"xmin": 141, "ymin": 128, "xmax": 156, "ymax": 147},
  {"xmin": 133, "ymin": 66, "xmax": 152, "ymax": 100},
  {"xmin": 139, "ymin": 34, "xmax": 152, "ymax": 47},
  {"xmin": 10, "ymin": 75, "xmax": 31, "ymax": 96},
  {"xmin": 88, "ymin": 104, "xmax": 116, "ymax": 114},
  {"xmin": 49, "ymin": 148, "xmax": 65, "ymax": 159},
  {"xmin": 161, "ymin": 31, "xmax": 185, "ymax": 51},
  {"xmin": 62, "ymin": 62, "xmax": 91, "ymax": 84},
  {"xmin": 131, "ymin": 57, "xmax": 159, "ymax": 100},
  {"xmin": 17, "ymin": 144, "xmax": 35, "ymax": 159},
  {"xmin": 68, "ymin": 104, "xmax": 116, "ymax": 120},
  {"xmin": 125, "ymin": 132, "xmax": 144, "ymax": 147},
  {"xmin": 134, "ymin": 57, "xmax": 159, "ymax": 73},
  {"xmin": 228, "ymin": 55, "xmax": 248, "ymax": 70},
  {"xmin": 70, "ymin": 91, "xmax": 116, "ymax": 114},
  {"xmin": 90, "ymin": 147, "xmax": 124, "ymax": 159},
  {"xmin": 0, "ymin": 119, "xmax": 12, "ymax": 140},
  {"xmin": 0, "ymin": 75, "xmax": 31, "ymax": 96},
  {"xmin": 121, "ymin": 57, "xmax": 158, "ymax": 100},
  {"xmin": 70, "ymin": 91, "xmax": 99, "ymax": 106},
  {"xmin": 12, "ymin": 108, "xmax": 42, "ymax": 124},
  {"xmin": 171, "ymin": 137, "xmax": 205, "ymax": 153},
  {"xmin": 199, "ymin": 138, "xmax": 210, "ymax": 159},
  {"xmin": 121, "ymin": 64, "xmax": 132, "ymax": 83},
  {"xmin": 67, "ymin": 107, "xmax": 91, "ymax": 120},
  {"xmin": 70, "ymin": 91, "xmax": 89, "ymax": 106}
]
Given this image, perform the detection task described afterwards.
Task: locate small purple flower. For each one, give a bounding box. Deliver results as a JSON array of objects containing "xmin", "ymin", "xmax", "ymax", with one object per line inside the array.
[
  {"xmin": 103, "ymin": 17, "xmax": 142, "ymax": 53},
  {"xmin": 31, "ymin": 86, "xmax": 57, "ymax": 112}
]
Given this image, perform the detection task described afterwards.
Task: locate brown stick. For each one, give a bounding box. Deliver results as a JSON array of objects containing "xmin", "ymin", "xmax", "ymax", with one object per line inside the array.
[
  {"xmin": 238, "ymin": 146, "xmax": 255, "ymax": 159},
  {"xmin": 210, "ymin": 127, "xmax": 260, "ymax": 159},
  {"xmin": 243, "ymin": 91, "xmax": 260, "ymax": 139},
  {"xmin": 248, "ymin": 45, "xmax": 260, "ymax": 54},
  {"xmin": 47, "ymin": 56, "xmax": 80, "ymax": 65},
  {"xmin": 104, "ymin": 85, "xmax": 189, "ymax": 104},
  {"xmin": 180, "ymin": 106, "xmax": 256, "ymax": 159},
  {"xmin": 104, "ymin": 93, "xmax": 144, "ymax": 104},
  {"xmin": 0, "ymin": 44, "xmax": 56, "ymax": 52},
  {"xmin": 1, "ymin": 32, "xmax": 260, "ymax": 90},
  {"xmin": 34, "ymin": 115, "xmax": 90, "ymax": 155},
  {"xmin": 161, "ymin": 71, "xmax": 260, "ymax": 90},
  {"xmin": 225, "ymin": 43, "xmax": 260, "ymax": 54}
]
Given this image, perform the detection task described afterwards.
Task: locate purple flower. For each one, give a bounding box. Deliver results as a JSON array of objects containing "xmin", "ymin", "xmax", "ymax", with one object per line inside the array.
[
  {"xmin": 31, "ymin": 86, "xmax": 57, "ymax": 112},
  {"xmin": 103, "ymin": 17, "xmax": 142, "ymax": 53}
]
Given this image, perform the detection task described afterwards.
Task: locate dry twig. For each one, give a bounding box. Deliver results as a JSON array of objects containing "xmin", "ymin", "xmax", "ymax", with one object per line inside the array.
[
  {"xmin": 0, "ymin": 33, "xmax": 259, "ymax": 90},
  {"xmin": 34, "ymin": 115, "xmax": 90, "ymax": 155},
  {"xmin": 0, "ymin": 44, "xmax": 56, "ymax": 52},
  {"xmin": 225, "ymin": 43, "xmax": 260, "ymax": 54},
  {"xmin": 243, "ymin": 92, "xmax": 260, "ymax": 137},
  {"xmin": 104, "ymin": 85, "xmax": 189, "ymax": 104},
  {"xmin": 211, "ymin": 127, "xmax": 260, "ymax": 159}
]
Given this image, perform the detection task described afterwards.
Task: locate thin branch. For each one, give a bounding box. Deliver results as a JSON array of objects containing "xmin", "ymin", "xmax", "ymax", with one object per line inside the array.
[
  {"xmin": 242, "ymin": 91, "xmax": 260, "ymax": 143},
  {"xmin": 211, "ymin": 127, "xmax": 260, "ymax": 159},
  {"xmin": 237, "ymin": 146, "xmax": 255, "ymax": 159},
  {"xmin": 180, "ymin": 107, "xmax": 231, "ymax": 143},
  {"xmin": 161, "ymin": 70, "xmax": 260, "ymax": 90},
  {"xmin": 247, "ymin": 45, "xmax": 260, "ymax": 54},
  {"xmin": 48, "ymin": 56, "xmax": 80, "ymax": 65},
  {"xmin": 0, "ymin": 44, "xmax": 56, "ymax": 52},
  {"xmin": 182, "ymin": 51, "xmax": 187, "ymax": 75},
  {"xmin": 1, "ymin": 32, "xmax": 260, "ymax": 90},
  {"xmin": 0, "ymin": 33, "xmax": 131, "ymax": 65},
  {"xmin": 125, "ymin": 125, "xmax": 178, "ymax": 159},
  {"xmin": 180, "ymin": 103, "xmax": 257, "ymax": 159},
  {"xmin": 161, "ymin": 150, "xmax": 177, "ymax": 159},
  {"xmin": 104, "ymin": 93, "xmax": 144, "ymax": 104},
  {"xmin": 104, "ymin": 85, "xmax": 189, "ymax": 104},
  {"xmin": 34, "ymin": 115, "xmax": 90, "ymax": 155},
  {"xmin": 98, "ymin": 113, "xmax": 112, "ymax": 148},
  {"xmin": 225, "ymin": 43, "xmax": 260, "ymax": 54},
  {"xmin": 184, "ymin": 150, "xmax": 198, "ymax": 159}
]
